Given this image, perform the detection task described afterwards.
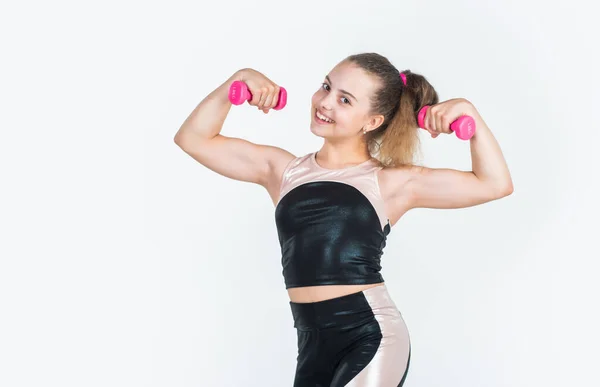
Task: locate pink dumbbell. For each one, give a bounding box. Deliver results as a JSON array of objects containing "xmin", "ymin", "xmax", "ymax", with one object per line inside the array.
[
  {"xmin": 417, "ymin": 105, "xmax": 476, "ymax": 140},
  {"xmin": 228, "ymin": 80, "xmax": 287, "ymax": 110}
]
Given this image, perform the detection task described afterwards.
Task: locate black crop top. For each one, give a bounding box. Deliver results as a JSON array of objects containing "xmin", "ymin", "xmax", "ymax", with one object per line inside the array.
[{"xmin": 274, "ymin": 152, "xmax": 391, "ymax": 289}]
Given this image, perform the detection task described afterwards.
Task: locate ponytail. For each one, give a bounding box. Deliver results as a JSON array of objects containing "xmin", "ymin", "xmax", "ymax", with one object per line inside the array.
[
  {"xmin": 371, "ymin": 70, "xmax": 439, "ymax": 167},
  {"xmin": 346, "ymin": 53, "xmax": 439, "ymax": 168}
]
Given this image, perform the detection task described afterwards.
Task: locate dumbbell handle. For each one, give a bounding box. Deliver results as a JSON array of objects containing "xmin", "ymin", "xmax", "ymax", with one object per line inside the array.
[
  {"xmin": 417, "ymin": 105, "xmax": 476, "ymax": 140},
  {"xmin": 228, "ymin": 80, "xmax": 287, "ymax": 110}
]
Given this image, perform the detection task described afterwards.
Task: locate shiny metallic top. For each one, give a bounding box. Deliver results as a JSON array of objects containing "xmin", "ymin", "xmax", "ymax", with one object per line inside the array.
[{"xmin": 274, "ymin": 152, "xmax": 391, "ymax": 289}]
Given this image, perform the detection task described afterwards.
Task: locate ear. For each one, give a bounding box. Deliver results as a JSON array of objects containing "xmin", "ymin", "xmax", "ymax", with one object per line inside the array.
[{"xmin": 364, "ymin": 114, "xmax": 385, "ymax": 132}]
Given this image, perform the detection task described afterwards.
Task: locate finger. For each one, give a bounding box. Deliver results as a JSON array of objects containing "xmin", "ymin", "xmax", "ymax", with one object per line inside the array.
[
  {"xmin": 270, "ymin": 86, "xmax": 281, "ymax": 108},
  {"xmin": 426, "ymin": 107, "xmax": 436, "ymax": 135},
  {"xmin": 249, "ymin": 88, "xmax": 262, "ymax": 106},
  {"xmin": 422, "ymin": 107, "xmax": 430, "ymax": 131},
  {"xmin": 423, "ymin": 107, "xmax": 431, "ymax": 130},
  {"xmin": 434, "ymin": 109, "xmax": 442, "ymax": 134},
  {"xmin": 263, "ymin": 87, "xmax": 275, "ymax": 109},
  {"xmin": 437, "ymin": 109, "xmax": 449, "ymax": 134},
  {"xmin": 257, "ymin": 86, "xmax": 270, "ymax": 108},
  {"xmin": 441, "ymin": 116, "xmax": 451, "ymax": 134}
]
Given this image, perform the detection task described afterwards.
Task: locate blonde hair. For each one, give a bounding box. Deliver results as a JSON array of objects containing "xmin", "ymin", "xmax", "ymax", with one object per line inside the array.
[{"xmin": 345, "ymin": 53, "xmax": 440, "ymax": 168}]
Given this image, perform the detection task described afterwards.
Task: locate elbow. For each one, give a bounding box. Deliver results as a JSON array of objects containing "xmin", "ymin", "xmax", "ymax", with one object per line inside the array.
[
  {"xmin": 494, "ymin": 180, "xmax": 514, "ymax": 199},
  {"xmin": 173, "ymin": 131, "xmax": 183, "ymax": 145},
  {"xmin": 173, "ymin": 130, "xmax": 199, "ymax": 149},
  {"xmin": 173, "ymin": 130, "xmax": 187, "ymax": 146},
  {"xmin": 502, "ymin": 175, "xmax": 514, "ymax": 196}
]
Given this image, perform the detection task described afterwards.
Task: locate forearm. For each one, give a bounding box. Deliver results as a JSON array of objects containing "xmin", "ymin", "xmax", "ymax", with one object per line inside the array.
[
  {"xmin": 174, "ymin": 72, "xmax": 241, "ymax": 142},
  {"xmin": 468, "ymin": 104, "xmax": 513, "ymax": 195}
]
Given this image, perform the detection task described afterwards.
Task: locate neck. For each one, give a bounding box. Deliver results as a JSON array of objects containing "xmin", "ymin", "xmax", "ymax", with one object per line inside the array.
[{"xmin": 316, "ymin": 141, "xmax": 371, "ymax": 168}]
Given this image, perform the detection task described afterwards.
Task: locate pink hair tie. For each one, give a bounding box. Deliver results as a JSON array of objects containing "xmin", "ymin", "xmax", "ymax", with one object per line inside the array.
[{"xmin": 400, "ymin": 73, "xmax": 407, "ymax": 86}]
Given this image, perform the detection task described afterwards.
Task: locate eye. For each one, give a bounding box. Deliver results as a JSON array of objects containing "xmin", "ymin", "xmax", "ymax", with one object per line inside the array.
[
  {"xmin": 321, "ymin": 83, "xmax": 330, "ymax": 91},
  {"xmin": 340, "ymin": 96, "xmax": 350, "ymax": 104}
]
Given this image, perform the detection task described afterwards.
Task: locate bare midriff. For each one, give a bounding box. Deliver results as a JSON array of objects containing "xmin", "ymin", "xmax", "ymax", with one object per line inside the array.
[{"xmin": 287, "ymin": 282, "xmax": 385, "ymax": 303}]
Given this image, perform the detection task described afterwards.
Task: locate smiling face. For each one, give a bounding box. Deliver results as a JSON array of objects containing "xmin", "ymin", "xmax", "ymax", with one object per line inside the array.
[{"xmin": 310, "ymin": 60, "xmax": 385, "ymax": 141}]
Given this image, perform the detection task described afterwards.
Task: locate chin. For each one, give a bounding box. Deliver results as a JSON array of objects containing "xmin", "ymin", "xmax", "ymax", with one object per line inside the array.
[{"xmin": 309, "ymin": 123, "xmax": 326, "ymax": 138}]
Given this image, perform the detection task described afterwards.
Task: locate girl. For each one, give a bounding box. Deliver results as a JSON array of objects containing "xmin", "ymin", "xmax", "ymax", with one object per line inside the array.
[{"xmin": 174, "ymin": 52, "xmax": 513, "ymax": 386}]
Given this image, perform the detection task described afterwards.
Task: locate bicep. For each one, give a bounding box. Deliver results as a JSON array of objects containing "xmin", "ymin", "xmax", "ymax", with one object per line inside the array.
[
  {"xmin": 406, "ymin": 167, "xmax": 499, "ymax": 209},
  {"xmin": 174, "ymin": 132, "xmax": 291, "ymax": 186}
]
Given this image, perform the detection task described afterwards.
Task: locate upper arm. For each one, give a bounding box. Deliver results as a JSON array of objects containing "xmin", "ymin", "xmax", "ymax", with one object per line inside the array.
[
  {"xmin": 174, "ymin": 132, "xmax": 295, "ymax": 187},
  {"xmin": 404, "ymin": 166, "xmax": 512, "ymax": 210}
]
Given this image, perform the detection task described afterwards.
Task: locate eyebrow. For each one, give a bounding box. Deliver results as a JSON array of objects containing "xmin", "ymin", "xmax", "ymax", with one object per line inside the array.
[{"xmin": 325, "ymin": 75, "xmax": 358, "ymax": 102}]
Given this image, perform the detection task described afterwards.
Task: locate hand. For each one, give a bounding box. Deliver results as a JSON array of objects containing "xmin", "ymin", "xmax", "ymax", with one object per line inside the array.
[
  {"xmin": 233, "ymin": 68, "xmax": 282, "ymax": 114},
  {"xmin": 421, "ymin": 98, "xmax": 475, "ymax": 138}
]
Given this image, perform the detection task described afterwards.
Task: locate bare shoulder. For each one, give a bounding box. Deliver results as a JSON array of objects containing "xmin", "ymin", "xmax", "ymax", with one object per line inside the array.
[
  {"xmin": 376, "ymin": 163, "xmax": 424, "ymax": 225},
  {"xmin": 264, "ymin": 146, "xmax": 296, "ymax": 181},
  {"xmin": 263, "ymin": 146, "xmax": 297, "ymax": 204},
  {"xmin": 377, "ymin": 163, "xmax": 422, "ymax": 199}
]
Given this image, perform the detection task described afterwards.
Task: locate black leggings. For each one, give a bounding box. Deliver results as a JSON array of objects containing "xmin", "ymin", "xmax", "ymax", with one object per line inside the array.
[{"xmin": 289, "ymin": 284, "xmax": 411, "ymax": 387}]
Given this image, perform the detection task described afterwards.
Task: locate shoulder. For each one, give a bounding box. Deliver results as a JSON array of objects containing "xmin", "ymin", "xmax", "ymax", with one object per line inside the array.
[
  {"xmin": 377, "ymin": 163, "xmax": 424, "ymax": 196},
  {"xmin": 263, "ymin": 149, "xmax": 314, "ymax": 205},
  {"xmin": 263, "ymin": 146, "xmax": 297, "ymax": 168},
  {"xmin": 266, "ymin": 149, "xmax": 316, "ymax": 177}
]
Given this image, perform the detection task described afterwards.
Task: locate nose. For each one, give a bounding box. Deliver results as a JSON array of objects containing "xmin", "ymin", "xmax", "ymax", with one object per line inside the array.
[{"xmin": 319, "ymin": 94, "xmax": 334, "ymax": 111}]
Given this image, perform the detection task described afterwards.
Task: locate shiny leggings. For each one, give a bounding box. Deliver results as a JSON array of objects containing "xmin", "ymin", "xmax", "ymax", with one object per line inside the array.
[{"xmin": 289, "ymin": 284, "xmax": 411, "ymax": 387}]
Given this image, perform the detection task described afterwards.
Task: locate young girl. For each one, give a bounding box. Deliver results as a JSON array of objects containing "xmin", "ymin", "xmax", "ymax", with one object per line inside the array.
[{"xmin": 174, "ymin": 52, "xmax": 513, "ymax": 386}]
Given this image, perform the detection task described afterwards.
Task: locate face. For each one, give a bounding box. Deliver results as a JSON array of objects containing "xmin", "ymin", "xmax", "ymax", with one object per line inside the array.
[{"xmin": 310, "ymin": 61, "xmax": 384, "ymax": 140}]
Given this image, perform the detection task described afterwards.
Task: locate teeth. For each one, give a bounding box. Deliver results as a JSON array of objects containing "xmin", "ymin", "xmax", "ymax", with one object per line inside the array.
[{"xmin": 316, "ymin": 110, "xmax": 334, "ymax": 123}]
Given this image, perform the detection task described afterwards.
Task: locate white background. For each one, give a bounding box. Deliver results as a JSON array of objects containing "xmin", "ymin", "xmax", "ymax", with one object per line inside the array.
[{"xmin": 1, "ymin": 0, "xmax": 598, "ymax": 386}]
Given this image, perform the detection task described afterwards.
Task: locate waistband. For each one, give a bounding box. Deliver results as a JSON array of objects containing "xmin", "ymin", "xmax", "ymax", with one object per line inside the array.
[{"xmin": 289, "ymin": 284, "xmax": 396, "ymax": 330}]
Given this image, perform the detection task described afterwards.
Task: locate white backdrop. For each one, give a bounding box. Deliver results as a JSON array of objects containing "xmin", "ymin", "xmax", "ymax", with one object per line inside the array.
[{"xmin": 1, "ymin": 0, "xmax": 598, "ymax": 386}]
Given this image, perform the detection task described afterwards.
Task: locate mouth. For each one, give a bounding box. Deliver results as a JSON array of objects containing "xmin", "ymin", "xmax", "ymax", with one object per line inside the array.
[{"xmin": 314, "ymin": 109, "xmax": 335, "ymax": 124}]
